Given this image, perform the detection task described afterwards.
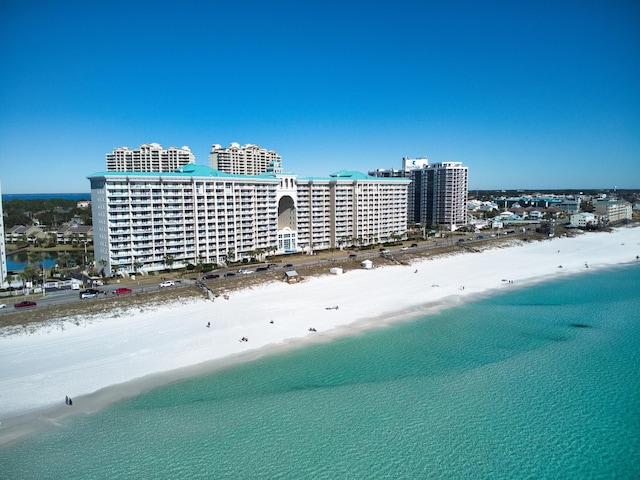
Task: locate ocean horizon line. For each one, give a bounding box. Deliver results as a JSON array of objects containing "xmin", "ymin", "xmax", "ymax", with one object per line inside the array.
[{"xmin": 2, "ymin": 193, "xmax": 90, "ymax": 201}]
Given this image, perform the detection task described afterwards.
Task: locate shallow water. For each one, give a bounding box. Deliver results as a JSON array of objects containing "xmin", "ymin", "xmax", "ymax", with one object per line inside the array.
[{"xmin": 2, "ymin": 264, "xmax": 639, "ymax": 479}]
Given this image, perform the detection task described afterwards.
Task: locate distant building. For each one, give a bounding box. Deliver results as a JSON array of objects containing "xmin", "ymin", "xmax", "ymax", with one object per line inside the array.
[
  {"xmin": 594, "ymin": 199, "xmax": 632, "ymax": 223},
  {"xmin": 106, "ymin": 143, "xmax": 195, "ymax": 172},
  {"xmin": 556, "ymin": 200, "xmax": 580, "ymax": 214},
  {"xmin": 409, "ymin": 162, "xmax": 468, "ymax": 230},
  {"xmin": 0, "ymin": 181, "xmax": 8, "ymax": 287},
  {"xmin": 5, "ymin": 225, "xmax": 45, "ymax": 243},
  {"xmin": 56, "ymin": 225, "xmax": 93, "ymax": 245},
  {"xmin": 371, "ymin": 157, "xmax": 468, "ymax": 231},
  {"xmin": 209, "ymin": 143, "xmax": 281, "ymax": 175},
  {"xmin": 570, "ymin": 212, "xmax": 598, "ymax": 228}
]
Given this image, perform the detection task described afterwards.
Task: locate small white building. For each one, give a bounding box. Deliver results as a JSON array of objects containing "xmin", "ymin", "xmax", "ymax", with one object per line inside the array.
[
  {"xmin": 570, "ymin": 212, "xmax": 598, "ymax": 228},
  {"xmin": 361, "ymin": 259, "xmax": 373, "ymax": 269}
]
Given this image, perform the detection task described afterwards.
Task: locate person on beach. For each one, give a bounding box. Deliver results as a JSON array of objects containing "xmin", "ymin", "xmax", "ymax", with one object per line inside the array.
[
  {"xmin": 207, "ymin": 322, "xmax": 210, "ymax": 328},
  {"xmin": 65, "ymin": 395, "xmax": 69, "ymax": 405},
  {"xmin": 68, "ymin": 398, "xmax": 73, "ymax": 406}
]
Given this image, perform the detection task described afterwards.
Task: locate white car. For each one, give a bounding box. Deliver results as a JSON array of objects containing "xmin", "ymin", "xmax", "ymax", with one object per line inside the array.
[
  {"xmin": 0, "ymin": 304, "xmax": 6, "ymax": 308},
  {"xmin": 159, "ymin": 280, "xmax": 175, "ymax": 288},
  {"xmin": 238, "ymin": 269, "xmax": 254, "ymax": 275}
]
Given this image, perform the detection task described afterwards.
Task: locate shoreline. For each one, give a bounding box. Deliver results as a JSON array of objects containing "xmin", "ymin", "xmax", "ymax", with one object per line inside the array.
[{"xmin": 1, "ymin": 227, "xmax": 639, "ymax": 446}]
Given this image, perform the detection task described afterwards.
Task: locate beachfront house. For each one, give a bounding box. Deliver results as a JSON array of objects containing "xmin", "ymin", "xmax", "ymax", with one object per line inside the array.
[{"xmin": 570, "ymin": 212, "xmax": 598, "ymax": 228}]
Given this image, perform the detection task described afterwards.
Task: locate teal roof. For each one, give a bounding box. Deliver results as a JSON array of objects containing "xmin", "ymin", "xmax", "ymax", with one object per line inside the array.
[
  {"xmin": 87, "ymin": 165, "xmax": 409, "ymax": 183},
  {"xmin": 87, "ymin": 164, "xmax": 277, "ymax": 180},
  {"xmin": 298, "ymin": 170, "xmax": 410, "ymax": 182}
]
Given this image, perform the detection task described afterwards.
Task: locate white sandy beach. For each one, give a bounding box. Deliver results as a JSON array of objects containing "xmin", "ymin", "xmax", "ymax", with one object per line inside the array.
[{"xmin": 1, "ymin": 227, "xmax": 639, "ymax": 442}]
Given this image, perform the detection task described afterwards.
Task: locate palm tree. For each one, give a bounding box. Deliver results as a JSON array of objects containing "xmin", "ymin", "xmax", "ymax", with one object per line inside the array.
[
  {"xmin": 28, "ymin": 250, "xmax": 44, "ymax": 266},
  {"xmin": 98, "ymin": 259, "xmax": 107, "ymax": 277},
  {"xmin": 57, "ymin": 252, "xmax": 71, "ymax": 269},
  {"xmin": 163, "ymin": 254, "xmax": 175, "ymax": 270}
]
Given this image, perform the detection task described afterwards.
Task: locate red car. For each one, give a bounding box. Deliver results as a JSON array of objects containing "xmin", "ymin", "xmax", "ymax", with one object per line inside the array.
[
  {"xmin": 15, "ymin": 301, "xmax": 37, "ymax": 309},
  {"xmin": 114, "ymin": 288, "xmax": 132, "ymax": 295}
]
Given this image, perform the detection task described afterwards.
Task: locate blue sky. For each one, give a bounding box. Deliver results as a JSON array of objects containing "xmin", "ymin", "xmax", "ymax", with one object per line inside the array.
[{"xmin": 1, "ymin": 0, "xmax": 638, "ymax": 193}]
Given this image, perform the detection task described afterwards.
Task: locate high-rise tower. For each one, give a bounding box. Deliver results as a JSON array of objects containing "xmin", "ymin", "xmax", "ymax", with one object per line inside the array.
[
  {"xmin": 106, "ymin": 143, "xmax": 195, "ymax": 172},
  {"xmin": 209, "ymin": 143, "xmax": 281, "ymax": 175}
]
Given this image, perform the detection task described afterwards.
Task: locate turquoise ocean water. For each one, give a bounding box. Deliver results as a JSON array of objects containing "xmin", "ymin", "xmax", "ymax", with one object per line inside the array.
[{"xmin": 2, "ymin": 264, "xmax": 639, "ymax": 479}]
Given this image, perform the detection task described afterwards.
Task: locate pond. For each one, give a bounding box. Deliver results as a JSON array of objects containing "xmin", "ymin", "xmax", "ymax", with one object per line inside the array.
[{"xmin": 6, "ymin": 252, "xmax": 62, "ymax": 272}]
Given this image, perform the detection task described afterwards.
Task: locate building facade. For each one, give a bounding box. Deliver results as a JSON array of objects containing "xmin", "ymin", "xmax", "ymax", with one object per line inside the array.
[
  {"xmin": 371, "ymin": 158, "xmax": 468, "ymax": 230},
  {"xmin": 107, "ymin": 144, "xmax": 195, "ymax": 172},
  {"xmin": 296, "ymin": 171, "xmax": 410, "ymax": 252},
  {"xmin": 88, "ymin": 165, "xmax": 409, "ymax": 276},
  {"xmin": 570, "ymin": 212, "xmax": 598, "ymax": 227},
  {"xmin": 209, "ymin": 143, "xmax": 281, "ymax": 175},
  {"xmin": 408, "ymin": 162, "xmax": 468, "ymax": 230},
  {"xmin": 594, "ymin": 200, "xmax": 632, "ymax": 223}
]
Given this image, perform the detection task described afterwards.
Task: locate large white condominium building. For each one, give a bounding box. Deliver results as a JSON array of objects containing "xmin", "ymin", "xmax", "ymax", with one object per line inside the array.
[
  {"xmin": 409, "ymin": 162, "xmax": 468, "ymax": 230},
  {"xmin": 106, "ymin": 143, "xmax": 195, "ymax": 172},
  {"xmin": 88, "ymin": 165, "xmax": 409, "ymax": 276},
  {"xmin": 0, "ymin": 181, "xmax": 8, "ymax": 288},
  {"xmin": 209, "ymin": 143, "xmax": 281, "ymax": 175}
]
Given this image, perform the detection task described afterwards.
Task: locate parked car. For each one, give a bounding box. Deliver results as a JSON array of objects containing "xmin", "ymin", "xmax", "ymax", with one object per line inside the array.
[
  {"xmin": 0, "ymin": 304, "xmax": 6, "ymax": 309},
  {"xmin": 400, "ymin": 246, "xmax": 409, "ymax": 251},
  {"xmin": 284, "ymin": 264, "xmax": 294, "ymax": 268},
  {"xmin": 114, "ymin": 287, "xmax": 132, "ymax": 294},
  {"xmin": 349, "ymin": 254, "xmax": 357, "ymax": 258},
  {"xmin": 268, "ymin": 263, "xmax": 278, "ymax": 268},
  {"xmin": 224, "ymin": 272, "xmax": 236, "ymax": 277},
  {"xmin": 159, "ymin": 280, "xmax": 175, "ymax": 287},
  {"xmin": 411, "ymin": 243, "xmax": 418, "ymax": 247},
  {"xmin": 380, "ymin": 249, "xmax": 390, "ymax": 254},
  {"xmin": 256, "ymin": 267, "xmax": 268, "ymax": 272},
  {"xmin": 204, "ymin": 274, "xmax": 220, "ymax": 280},
  {"xmin": 238, "ymin": 269, "xmax": 254, "ymax": 275},
  {"xmin": 80, "ymin": 289, "xmax": 99, "ymax": 299},
  {"xmin": 15, "ymin": 301, "xmax": 37, "ymax": 309}
]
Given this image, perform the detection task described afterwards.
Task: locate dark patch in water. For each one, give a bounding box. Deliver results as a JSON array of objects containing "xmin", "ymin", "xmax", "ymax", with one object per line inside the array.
[{"xmin": 570, "ymin": 323, "xmax": 591, "ymax": 329}]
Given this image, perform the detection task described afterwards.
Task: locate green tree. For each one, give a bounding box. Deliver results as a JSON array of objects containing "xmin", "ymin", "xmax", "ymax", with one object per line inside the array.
[
  {"xmin": 98, "ymin": 259, "xmax": 107, "ymax": 277},
  {"xmin": 163, "ymin": 254, "xmax": 175, "ymax": 270}
]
